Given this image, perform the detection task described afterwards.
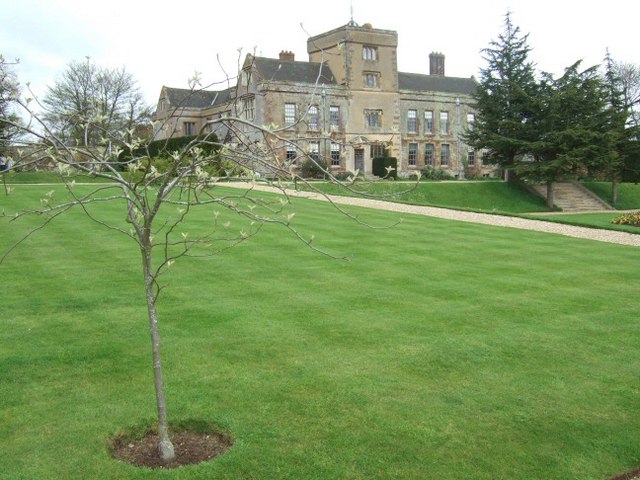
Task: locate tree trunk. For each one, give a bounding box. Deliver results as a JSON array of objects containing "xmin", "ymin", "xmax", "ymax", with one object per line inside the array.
[
  {"xmin": 546, "ymin": 181, "xmax": 555, "ymax": 209},
  {"xmin": 141, "ymin": 243, "xmax": 175, "ymax": 461},
  {"xmin": 611, "ymin": 177, "xmax": 619, "ymax": 208}
]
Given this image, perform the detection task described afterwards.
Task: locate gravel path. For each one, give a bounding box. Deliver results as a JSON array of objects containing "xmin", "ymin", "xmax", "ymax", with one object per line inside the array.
[{"xmin": 226, "ymin": 182, "xmax": 640, "ymax": 247}]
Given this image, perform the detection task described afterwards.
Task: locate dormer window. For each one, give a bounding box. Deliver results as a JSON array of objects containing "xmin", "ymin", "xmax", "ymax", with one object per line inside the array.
[{"xmin": 363, "ymin": 46, "xmax": 377, "ymax": 61}]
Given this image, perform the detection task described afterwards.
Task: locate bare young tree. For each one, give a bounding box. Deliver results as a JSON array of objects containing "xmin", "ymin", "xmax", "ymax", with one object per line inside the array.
[{"xmin": 2, "ymin": 57, "xmax": 413, "ymax": 462}]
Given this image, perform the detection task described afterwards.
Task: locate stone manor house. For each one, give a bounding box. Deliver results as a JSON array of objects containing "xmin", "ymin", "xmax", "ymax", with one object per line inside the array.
[{"xmin": 152, "ymin": 21, "xmax": 491, "ymax": 177}]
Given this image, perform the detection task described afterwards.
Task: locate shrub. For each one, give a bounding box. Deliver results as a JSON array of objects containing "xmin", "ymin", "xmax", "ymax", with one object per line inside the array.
[
  {"xmin": 119, "ymin": 134, "xmax": 219, "ymax": 163},
  {"xmin": 420, "ymin": 165, "xmax": 454, "ymax": 180},
  {"xmin": 372, "ymin": 157, "xmax": 397, "ymax": 179},
  {"xmin": 464, "ymin": 165, "xmax": 484, "ymax": 179},
  {"xmin": 300, "ymin": 158, "xmax": 328, "ymax": 179},
  {"xmin": 611, "ymin": 211, "xmax": 640, "ymax": 226}
]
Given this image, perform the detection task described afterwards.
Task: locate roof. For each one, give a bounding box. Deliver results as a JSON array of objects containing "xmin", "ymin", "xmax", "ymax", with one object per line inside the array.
[
  {"xmin": 163, "ymin": 86, "xmax": 234, "ymax": 109},
  {"xmin": 398, "ymin": 72, "xmax": 477, "ymax": 95},
  {"xmin": 250, "ymin": 56, "xmax": 337, "ymax": 85}
]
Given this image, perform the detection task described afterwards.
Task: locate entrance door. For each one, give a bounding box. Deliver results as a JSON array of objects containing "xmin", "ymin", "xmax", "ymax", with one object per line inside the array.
[{"xmin": 354, "ymin": 149, "xmax": 365, "ymax": 174}]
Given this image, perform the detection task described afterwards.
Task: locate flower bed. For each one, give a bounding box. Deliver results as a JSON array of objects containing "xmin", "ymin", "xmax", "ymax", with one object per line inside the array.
[{"xmin": 611, "ymin": 211, "xmax": 640, "ymax": 226}]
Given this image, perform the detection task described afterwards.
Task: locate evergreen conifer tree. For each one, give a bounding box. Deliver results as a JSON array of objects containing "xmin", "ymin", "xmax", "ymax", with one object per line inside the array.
[{"xmin": 465, "ymin": 11, "xmax": 538, "ymax": 179}]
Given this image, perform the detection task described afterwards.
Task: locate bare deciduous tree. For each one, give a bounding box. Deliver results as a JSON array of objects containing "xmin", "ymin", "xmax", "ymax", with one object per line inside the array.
[
  {"xmin": 613, "ymin": 60, "xmax": 640, "ymax": 128},
  {"xmin": 42, "ymin": 57, "xmax": 151, "ymax": 146},
  {"xmin": 0, "ymin": 55, "xmax": 22, "ymax": 150}
]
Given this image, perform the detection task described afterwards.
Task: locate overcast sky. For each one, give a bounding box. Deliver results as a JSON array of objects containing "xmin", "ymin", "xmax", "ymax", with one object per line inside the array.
[{"xmin": 2, "ymin": 0, "xmax": 638, "ymax": 109}]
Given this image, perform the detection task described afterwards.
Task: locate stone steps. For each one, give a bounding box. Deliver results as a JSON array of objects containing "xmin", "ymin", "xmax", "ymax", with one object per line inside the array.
[{"xmin": 530, "ymin": 182, "xmax": 613, "ymax": 212}]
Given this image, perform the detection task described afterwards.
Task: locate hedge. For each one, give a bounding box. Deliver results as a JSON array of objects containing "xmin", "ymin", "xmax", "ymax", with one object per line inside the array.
[{"xmin": 120, "ymin": 133, "xmax": 219, "ymax": 161}]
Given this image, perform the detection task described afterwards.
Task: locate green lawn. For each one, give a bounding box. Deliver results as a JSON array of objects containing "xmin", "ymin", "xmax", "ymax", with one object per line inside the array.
[{"xmin": 1, "ymin": 185, "xmax": 639, "ymax": 479}]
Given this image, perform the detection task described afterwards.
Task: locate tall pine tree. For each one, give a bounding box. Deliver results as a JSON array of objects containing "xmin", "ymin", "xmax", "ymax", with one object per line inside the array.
[{"xmin": 465, "ymin": 11, "xmax": 538, "ymax": 179}]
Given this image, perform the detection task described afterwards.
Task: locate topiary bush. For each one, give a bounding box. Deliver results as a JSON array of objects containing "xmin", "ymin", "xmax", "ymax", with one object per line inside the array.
[{"xmin": 372, "ymin": 157, "xmax": 397, "ymax": 179}]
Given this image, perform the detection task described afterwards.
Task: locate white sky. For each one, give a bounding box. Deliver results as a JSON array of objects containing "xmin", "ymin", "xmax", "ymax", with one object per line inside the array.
[{"xmin": 2, "ymin": 0, "xmax": 639, "ymax": 109}]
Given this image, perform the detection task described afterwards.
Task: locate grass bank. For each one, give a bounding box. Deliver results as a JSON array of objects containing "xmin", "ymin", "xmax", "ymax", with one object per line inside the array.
[
  {"xmin": 583, "ymin": 181, "xmax": 640, "ymax": 210},
  {"xmin": 300, "ymin": 179, "xmax": 551, "ymax": 214}
]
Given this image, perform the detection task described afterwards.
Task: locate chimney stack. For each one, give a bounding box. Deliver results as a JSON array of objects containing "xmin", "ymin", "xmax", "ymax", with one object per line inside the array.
[
  {"xmin": 429, "ymin": 52, "xmax": 445, "ymax": 76},
  {"xmin": 279, "ymin": 50, "xmax": 295, "ymax": 62}
]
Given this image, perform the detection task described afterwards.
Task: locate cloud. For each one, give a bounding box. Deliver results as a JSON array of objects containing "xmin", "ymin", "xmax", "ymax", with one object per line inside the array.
[{"xmin": 3, "ymin": 0, "xmax": 639, "ymax": 110}]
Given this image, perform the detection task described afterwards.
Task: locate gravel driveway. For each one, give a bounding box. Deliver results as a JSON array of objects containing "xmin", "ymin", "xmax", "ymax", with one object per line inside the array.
[{"xmin": 226, "ymin": 182, "xmax": 640, "ymax": 247}]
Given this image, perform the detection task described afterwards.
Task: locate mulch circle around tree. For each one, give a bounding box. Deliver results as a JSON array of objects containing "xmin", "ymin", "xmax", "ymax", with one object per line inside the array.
[
  {"xmin": 111, "ymin": 429, "xmax": 234, "ymax": 469},
  {"xmin": 608, "ymin": 468, "xmax": 640, "ymax": 480}
]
